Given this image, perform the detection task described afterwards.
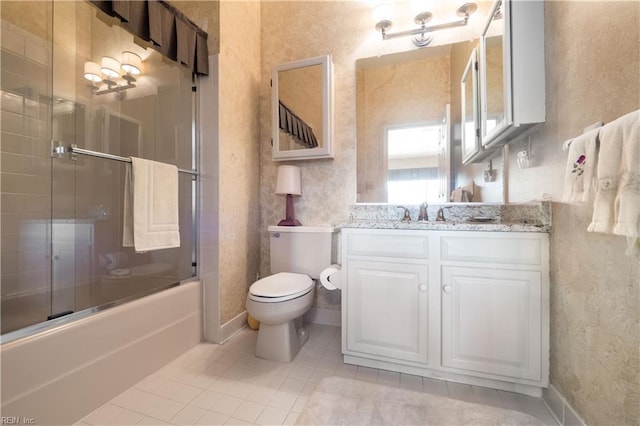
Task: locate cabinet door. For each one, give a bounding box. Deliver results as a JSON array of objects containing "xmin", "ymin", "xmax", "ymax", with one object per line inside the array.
[
  {"xmin": 345, "ymin": 260, "xmax": 429, "ymax": 365},
  {"xmin": 441, "ymin": 266, "xmax": 541, "ymax": 381}
]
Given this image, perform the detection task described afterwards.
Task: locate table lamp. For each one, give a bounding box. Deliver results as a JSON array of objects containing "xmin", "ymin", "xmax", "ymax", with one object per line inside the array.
[{"xmin": 276, "ymin": 165, "xmax": 302, "ymax": 226}]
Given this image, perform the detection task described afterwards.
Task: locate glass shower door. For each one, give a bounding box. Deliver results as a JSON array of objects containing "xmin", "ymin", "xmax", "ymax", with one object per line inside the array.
[{"xmin": 2, "ymin": 0, "xmax": 197, "ymax": 339}]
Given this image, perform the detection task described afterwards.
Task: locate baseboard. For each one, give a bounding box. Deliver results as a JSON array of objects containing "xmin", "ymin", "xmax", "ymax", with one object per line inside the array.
[
  {"xmin": 542, "ymin": 384, "xmax": 586, "ymax": 426},
  {"xmin": 220, "ymin": 310, "xmax": 248, "ymax": 343},
  {"xmin": 304, "ymin": 307, "xmax": 341, "ymax": 326}
]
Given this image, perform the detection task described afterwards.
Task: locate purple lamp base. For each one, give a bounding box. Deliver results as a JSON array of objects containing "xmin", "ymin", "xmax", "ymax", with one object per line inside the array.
[{"xmin": 278, "ymin": 194, "xmax": 301, "ymax": 226}]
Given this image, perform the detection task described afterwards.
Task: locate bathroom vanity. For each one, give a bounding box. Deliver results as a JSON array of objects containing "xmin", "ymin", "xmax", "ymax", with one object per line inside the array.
[{"xmin": 339, "ymin": 203, "xmax": 550, "ymax": 396}]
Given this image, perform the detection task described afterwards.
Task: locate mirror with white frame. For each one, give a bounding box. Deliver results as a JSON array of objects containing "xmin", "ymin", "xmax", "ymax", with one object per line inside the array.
[{"xmin": 272, "ymin": 55, "xmax": 334, "ymax": 161}]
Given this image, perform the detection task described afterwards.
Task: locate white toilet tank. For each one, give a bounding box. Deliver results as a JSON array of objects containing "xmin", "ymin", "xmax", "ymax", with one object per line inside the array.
[{"xmin": 268, "ymin": 226, "xmax": 334, "ymax": 279}]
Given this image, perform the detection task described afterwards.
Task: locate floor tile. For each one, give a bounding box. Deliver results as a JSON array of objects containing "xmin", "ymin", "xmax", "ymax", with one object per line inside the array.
[
  {"xmin": 209, "ymin": 395, "xmax": 244, "ymax": 417},
  {"xmin": 76, "ymin": 325, "xmax": 556, "ymax": 426},
  {"xmin": 255, "ymin": 406, "xmax": 289, "ymax": 425},
  {"xmin": 232, "ymin": 400, "xmax": 266, "ymax": 423},
  {"xmin": 422, "ymin": 377, "xmax": 449, "ymax": 397},
  {"xmin": 195, "ymin": 410, "xmax": 228, "ymax": 425},
  {"xmin": 170, "ymin": 405, "xmax": 206, "ymax": 425}
]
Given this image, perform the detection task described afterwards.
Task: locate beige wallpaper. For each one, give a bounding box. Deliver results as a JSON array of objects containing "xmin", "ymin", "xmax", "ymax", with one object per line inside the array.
[
  {"xmin": 215, "ymin": 1, "xmax": 261, "ymax": 324},
  {"xmin": 505, "ymin": 2, "xmax": 639, "ymax": 425}
]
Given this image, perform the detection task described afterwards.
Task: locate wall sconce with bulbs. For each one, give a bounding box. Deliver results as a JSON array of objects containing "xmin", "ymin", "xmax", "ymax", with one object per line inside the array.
[
  {"xmin": 84, "ymin": 51, "xmax": 142, "ymax": 95},
  {"xmin": 372, "ymin": 1, "xmax": 478, "ymax": 47}
]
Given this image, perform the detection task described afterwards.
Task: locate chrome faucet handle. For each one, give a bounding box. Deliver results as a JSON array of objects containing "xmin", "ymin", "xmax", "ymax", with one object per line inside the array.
[
  {"xmin": 436, "ymin": 206, "xmax": 452, "ymax": 222},
  {"xmin": 418, "ymin": 202, "xmax": 428, "ymax": 221},
  {"xmin": 396, "ymin": 206, "xmax": 411, "ymax": 222}
]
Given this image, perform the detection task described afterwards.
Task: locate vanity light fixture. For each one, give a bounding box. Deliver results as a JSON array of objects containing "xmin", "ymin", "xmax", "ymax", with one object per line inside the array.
[
  {"xmin": 84, "ymin": 52, "xmax": 143, "ymax": 96},
  {"xmin": 372, "ymin": 1, "xmax": 478, "ymax": 47},
  {"xmin": 275, "ymin": 165, "xmax": 302, "ymax": 226}
]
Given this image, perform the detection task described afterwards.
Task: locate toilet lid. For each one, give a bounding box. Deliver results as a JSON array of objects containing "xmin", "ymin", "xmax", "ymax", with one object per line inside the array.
[{"xmin": 249, "ymin": 272, "xmax": 313, "ymax": 298}]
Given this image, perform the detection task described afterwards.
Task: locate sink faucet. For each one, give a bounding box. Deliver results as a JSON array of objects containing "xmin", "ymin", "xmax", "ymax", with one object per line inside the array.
[
  {"xmin": 436, "ymin": 206, "xmax": 452, "ymax": 222},
  {"xmin": 397, "ymin": 206, "xmax": 411, "ymax": 222},
  {"xmin": 418, "ymin": 202, "xmax": 428, "ymax": 221}
]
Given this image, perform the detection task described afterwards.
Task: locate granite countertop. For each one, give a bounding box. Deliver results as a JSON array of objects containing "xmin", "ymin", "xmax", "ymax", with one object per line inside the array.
[
  {"xmin": 336, "ymin": 202, "xmax": 552, "ymax": 233},
  {"xmin": 337, "ymin": 220, "xmax": 550, "ymax": 233}
]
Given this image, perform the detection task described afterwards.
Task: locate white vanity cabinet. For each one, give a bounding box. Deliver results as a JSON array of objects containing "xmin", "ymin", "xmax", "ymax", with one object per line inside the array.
[
  {"xmin": 439, "ymin": 233, "xmax": 548, "ymax": 383},
  {"xmin": 346, "ymin": 260, "xmax": 429, "ymax": 365},
  {"xmin": 342, "ymin": 231, "xmax": 431, "ymax": 366},
  {"xmin": 341, "ymin": 228, "xmax": 549, "ymax": 395},
  {"xmin": 480, "ymin": 0, "xmax": 545, "ymax": 148}
]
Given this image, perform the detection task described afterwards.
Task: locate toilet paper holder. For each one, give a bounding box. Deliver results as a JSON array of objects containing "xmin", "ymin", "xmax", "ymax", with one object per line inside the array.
[{"xmin": 320, "ymin": 264, "xmax": 342, "ymax": 290}]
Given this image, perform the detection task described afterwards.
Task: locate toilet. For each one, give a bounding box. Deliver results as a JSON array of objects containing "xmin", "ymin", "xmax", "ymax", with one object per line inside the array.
[{"xmin": 246, "ymin": 225, "xmax": 334, "ymax": 362}]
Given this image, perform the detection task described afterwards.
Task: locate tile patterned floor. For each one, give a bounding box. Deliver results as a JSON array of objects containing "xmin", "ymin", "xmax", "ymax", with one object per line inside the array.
[{"xmin": 76, "ymin": 324, "xmax": 558, "ymax": 425}]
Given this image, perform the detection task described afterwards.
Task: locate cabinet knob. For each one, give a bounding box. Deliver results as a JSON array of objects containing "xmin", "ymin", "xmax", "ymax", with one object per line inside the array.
[
  {"xmin": 442, "ymin": 285, "xmax": 452, "ymax": 294},
  {"xmin": 419, "ymin": 284, "xmax": 427, "ymax": 292}
]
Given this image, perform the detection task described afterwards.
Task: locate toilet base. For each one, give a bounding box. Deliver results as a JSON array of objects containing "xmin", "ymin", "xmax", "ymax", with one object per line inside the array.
[{"xmin": 255, "ymin": 320, "xmax": 308, "ymax": 362}]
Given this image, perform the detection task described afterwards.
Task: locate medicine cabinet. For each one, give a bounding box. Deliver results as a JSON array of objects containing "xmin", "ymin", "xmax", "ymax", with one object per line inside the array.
[
  {"xmin": 479, "ymin": 0, "xmax": 545, "ymax": 148},
  {"xmin": 461, "ymin": 49, "xmax": 483, "ymax": 164},
  {"xmin": 271, "ymin": 55, "xmax": 334, "ymax": 161}
]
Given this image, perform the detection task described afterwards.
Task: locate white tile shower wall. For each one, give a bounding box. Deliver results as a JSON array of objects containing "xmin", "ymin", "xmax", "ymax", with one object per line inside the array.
[{"xmin": 1, "ymin": 21, "xmax": 52, "ymax": 316}]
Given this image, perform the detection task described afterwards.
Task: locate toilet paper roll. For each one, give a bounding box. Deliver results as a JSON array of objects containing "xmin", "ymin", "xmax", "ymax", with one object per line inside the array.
[{"xmin": 320, "ymin": 264, "xmax": 342, "ymax": 290}]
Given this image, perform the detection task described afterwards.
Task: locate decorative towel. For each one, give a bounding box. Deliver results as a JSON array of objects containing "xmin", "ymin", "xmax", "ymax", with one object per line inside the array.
[
  {"xmin": 123, "ymin": 157, "xmax": 180, "ymax": 252},
  {"xmin": 587, "ymin": 110, "xmax": 640, "ymax": 252},
  {"xmin": 561, "ymin": 127, "xmax": 600, "ymax": 203}
]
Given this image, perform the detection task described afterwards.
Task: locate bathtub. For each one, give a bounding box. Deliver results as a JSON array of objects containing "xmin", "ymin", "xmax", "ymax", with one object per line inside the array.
[{"xmin": 0, "ymin": 280, "xmax": 202, "ymax": 425}]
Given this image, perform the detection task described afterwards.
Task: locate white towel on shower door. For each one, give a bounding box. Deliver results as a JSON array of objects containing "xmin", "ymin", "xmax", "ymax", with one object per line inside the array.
[{"xmin": 123, "ymin": 157, "xmax": 180, "ymax": 252}]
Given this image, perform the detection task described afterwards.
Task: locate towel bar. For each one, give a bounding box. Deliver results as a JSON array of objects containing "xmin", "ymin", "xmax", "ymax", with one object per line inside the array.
[
  {"xmin": 562, "ymin": 121, "xmax": 604, "ymax": 151},
  {"xmin": 52, "ymin": 143, "xmax": 199, "ymax": 177}
]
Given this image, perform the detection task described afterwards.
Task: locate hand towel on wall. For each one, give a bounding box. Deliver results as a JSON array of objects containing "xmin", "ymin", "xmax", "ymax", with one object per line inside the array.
[
  {"xmin": 123, "ymin": 157, "xmax": 180, "ymax": 252},
  {"xmin": 587, "ymin": 110, "xmax": 640, "ymax": 249},
  {"xmin": 561, "ymin": 127, "xmax": 600, "ymax": 203}
]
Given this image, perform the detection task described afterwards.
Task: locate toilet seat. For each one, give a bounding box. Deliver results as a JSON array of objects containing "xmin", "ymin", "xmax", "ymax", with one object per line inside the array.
[{"xmin": 249, "ymin": 272, "xmax": 313, "ymax": 303}]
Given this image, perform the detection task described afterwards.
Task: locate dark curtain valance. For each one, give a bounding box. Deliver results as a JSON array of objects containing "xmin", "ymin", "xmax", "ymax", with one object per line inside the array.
[
  {"xmin": 278, "ymin": 101, "xmax": 318, "ymax": 148},
  {"xmin": 90, "ymin": 0, "xmax": 209, "ymax": 76}
]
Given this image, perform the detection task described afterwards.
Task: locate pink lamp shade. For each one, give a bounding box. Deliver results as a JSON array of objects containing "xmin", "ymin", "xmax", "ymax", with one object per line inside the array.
[{"xmin": 276, "ymin": 165, "xmax": 302, "ymax": 226}]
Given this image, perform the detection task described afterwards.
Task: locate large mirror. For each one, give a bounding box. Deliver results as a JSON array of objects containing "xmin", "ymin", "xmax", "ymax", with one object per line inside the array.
[
  {"xmin": 272, "ymin": 55, "xmax": 334, "ymax": 161},
  {"xmin": 356, "ymin": 43, "xmax": 504, "ymax": 204}
]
